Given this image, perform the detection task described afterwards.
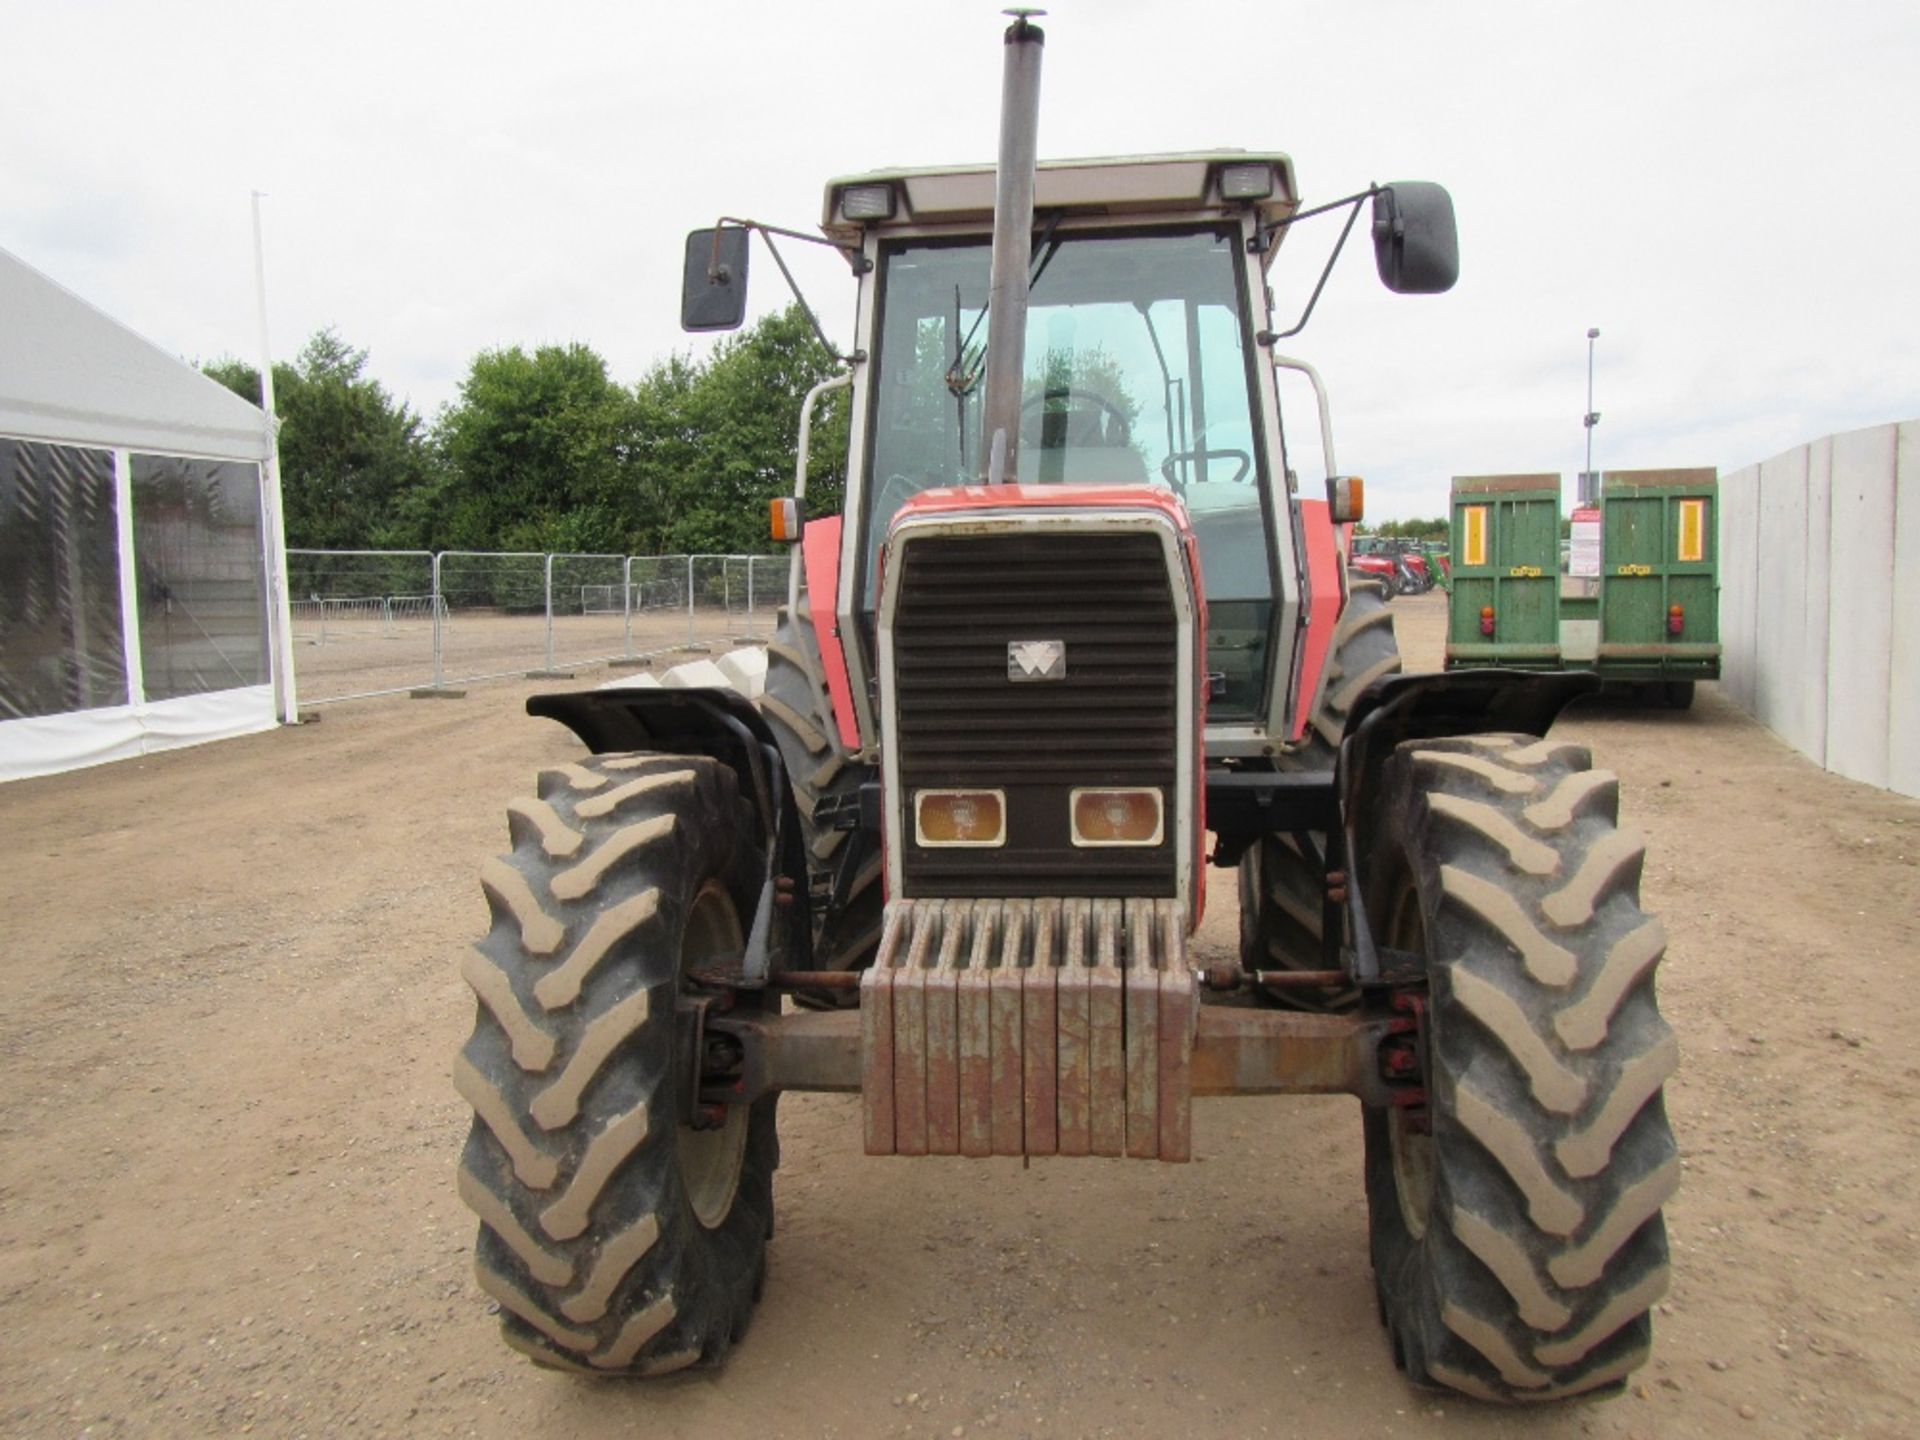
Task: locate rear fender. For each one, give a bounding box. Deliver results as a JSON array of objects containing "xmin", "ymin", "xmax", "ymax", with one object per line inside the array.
[
  {"xmin": 528, "ymin": 687, "xmax": 812, "ymax": 972},
  {"xmin": 1333, "ymin": 668, "xmax": 1600, "ymax": 983}
]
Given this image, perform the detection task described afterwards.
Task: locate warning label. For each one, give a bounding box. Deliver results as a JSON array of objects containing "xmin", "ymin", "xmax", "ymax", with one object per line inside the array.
[{"xmin": 1569, "ymin": 506, "xmax": 1601, "ymax": 578}]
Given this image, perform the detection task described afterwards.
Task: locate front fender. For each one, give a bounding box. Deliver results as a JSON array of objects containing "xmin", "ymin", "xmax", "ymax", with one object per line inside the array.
[
  {"xmin": 1334, "ymin": 668, "xmax": 1599, "ymax": 983},
  {"xmin": 528, "ymin": 686, "xmax": 811, "ymax": 971}
]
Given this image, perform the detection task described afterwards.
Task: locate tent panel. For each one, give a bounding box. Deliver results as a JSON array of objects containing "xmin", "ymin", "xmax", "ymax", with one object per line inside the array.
[
  {"xmin": 129, "ymin": 454, "xmax": 270, "ymax": 702},
  {"xmin": 0, "ymin": 438, "xmax": 127, "ymax": 720},
  {"xmin": 0, "ymin": 247, "xmax": 270, "ymax": 463},
  {"xmin": 0, "ymin": 684, "xmax": 275, "ymax": 784}
]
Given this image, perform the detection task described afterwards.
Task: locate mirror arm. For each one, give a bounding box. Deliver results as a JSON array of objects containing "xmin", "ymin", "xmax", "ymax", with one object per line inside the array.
[
  {"xmin": 712, "ymin": 217, "xmax": 867, "ymax": 367},
  {"xmin": 1255, "ymin": 187, "xmax": 1375, "ymax": 346}
]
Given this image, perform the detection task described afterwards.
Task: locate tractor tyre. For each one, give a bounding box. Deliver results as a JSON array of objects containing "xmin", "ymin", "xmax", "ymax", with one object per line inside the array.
[
  {"xmin": 455, "ymin": 752, "xmax": 777, "ymax": 1376},
  {"xmin": 761, "ymin": 597, "xmax": 882, "ymax": 979},
  {"xmin": 1361, "ymin": 734, "xmax": 1678, "ymax": 1402},
  {"xmin": 1238, "ymin": 573, "xmax": 1399, "ymax": 1010}
]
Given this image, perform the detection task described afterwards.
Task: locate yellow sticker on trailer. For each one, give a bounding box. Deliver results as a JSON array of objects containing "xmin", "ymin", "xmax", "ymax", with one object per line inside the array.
[
  {"xmin": 1462, "ymin": 505, "xmax": 1487, "ymax": 567},
  {"xmin": 1677, "ymin": 498, "xmax": 1706, "ymax": 562}
]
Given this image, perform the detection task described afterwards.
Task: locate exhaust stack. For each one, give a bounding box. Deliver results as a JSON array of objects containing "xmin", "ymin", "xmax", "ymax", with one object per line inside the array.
[{"xmin": 978, "ymin": 9, "xmax": 1045, "ymax": 483}]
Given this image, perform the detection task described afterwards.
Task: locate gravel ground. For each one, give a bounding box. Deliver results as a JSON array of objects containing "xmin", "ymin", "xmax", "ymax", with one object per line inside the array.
[{"xmin": 2, "ymin": 591, "xmax": 1916, "ymax": 1439}]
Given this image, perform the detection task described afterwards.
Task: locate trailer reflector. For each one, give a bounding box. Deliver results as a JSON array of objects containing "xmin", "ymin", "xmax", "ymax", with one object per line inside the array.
[
  {"xmin": 1462, "ymin": 504, "xmax": 1488, "ymax": 567},
  {"xmin": 1677, "ymin": 498, "xmax": 1706, "ymax": 562}
]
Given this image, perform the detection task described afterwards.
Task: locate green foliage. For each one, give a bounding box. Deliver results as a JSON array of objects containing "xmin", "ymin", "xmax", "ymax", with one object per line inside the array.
[
  {"xmin": 203, "ymin": 306, "xmax": 846, "ymax": 561},
  {"xmin": 205, "ymin": 330, "xmax": 429, "ymax": 551},
  {"xmin": 1357, "ymin": 516, "xmax": 1449, "ymax": 541},
  {"xmin": 434, "ymin": 341, "xmax": 636, "ymax": 555},
  {"xmin": 632, "ymin": 307, "xmax": 848, "ymax": 555}
]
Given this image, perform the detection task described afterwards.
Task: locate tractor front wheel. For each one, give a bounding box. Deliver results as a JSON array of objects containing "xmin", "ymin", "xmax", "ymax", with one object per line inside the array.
[
  {"xmin": 455, "ymin": 752, "xmax": 777, "ymax": 1375},
  {"xmin": 761, "ymin": 597, "xmax": 881, "ymax": 978},
  {"xmin": 1362, "ymin": 735, "xmax": 1678, "ymax": 1402}
]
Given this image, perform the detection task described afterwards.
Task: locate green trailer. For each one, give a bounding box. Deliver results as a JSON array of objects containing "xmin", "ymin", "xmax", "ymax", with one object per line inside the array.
[
  {"xmin": 1445, "ymin": 474, "xmax": 1562, "ymax": 667},
  {"xmin": 1445, "ymin": 468, "xmax": 1720, "ymax": 707}
]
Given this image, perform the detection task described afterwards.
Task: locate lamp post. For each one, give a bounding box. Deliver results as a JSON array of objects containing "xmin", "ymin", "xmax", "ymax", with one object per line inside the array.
[{"xmin": 1582, "ymin": 327, "xmax": 1601, "ymax": 501}]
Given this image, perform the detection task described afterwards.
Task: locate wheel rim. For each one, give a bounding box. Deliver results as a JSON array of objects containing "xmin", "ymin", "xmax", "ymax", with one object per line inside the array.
[
  {"xmin": 1384, "ymin": 878, "xmax": 1434, "ymax": 1240},
  {"xmin": 678, "ymin": 882, "xmax": 749, "ymax": 1230}
]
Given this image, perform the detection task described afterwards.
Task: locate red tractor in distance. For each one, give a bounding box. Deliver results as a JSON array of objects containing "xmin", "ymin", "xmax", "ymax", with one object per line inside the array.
[{"xmin": 453, "ymin": 16, "xmax": 1678, "ymax": 1404}]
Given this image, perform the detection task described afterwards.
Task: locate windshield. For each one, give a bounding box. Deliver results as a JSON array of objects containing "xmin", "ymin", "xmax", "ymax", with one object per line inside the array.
[{"xmin": 863, "ymin": 226, "xmax": 1277, "ymax": 718}]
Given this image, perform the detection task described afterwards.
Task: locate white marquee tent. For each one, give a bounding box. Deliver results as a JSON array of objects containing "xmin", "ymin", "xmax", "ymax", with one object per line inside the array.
[{"xmin": 0, "ymin": 245, "xmax": 296, "ymax": 782}]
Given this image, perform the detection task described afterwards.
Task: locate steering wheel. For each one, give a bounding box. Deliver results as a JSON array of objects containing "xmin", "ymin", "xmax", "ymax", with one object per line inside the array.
[
  {"xmin": 1160, "ymin": 447, "xmax": 1253, "ymax": 487},
  {"xmin": 1020, "ymin": 387, "xmax": 1132, "ymax": 448}
]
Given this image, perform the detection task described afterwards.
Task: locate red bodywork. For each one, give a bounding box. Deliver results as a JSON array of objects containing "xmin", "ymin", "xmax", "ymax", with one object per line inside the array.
[
  {"xmin": 801, "ymin": 517, "xmax": 861, "ymax": 751},
  {"xmin": 1293, "ymin": 499, "xmax": 1344, "ymax": 743}
]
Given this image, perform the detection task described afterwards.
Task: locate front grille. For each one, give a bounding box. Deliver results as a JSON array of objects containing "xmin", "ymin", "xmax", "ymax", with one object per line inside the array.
[{"xmin": 891, "ymin": 530, "xmax": 1180, "ymax": 897}]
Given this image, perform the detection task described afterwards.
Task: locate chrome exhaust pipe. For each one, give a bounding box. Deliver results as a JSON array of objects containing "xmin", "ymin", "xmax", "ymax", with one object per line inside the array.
[{"xmin": 979, "ymin": 9, "xmax": 1045, "ymax": 483}]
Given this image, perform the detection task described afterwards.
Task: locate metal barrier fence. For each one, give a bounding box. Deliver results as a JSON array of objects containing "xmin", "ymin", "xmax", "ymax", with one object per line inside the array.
[{"xmin": 285, "ymin": 549, "xmax": 789, "ymax": 703}]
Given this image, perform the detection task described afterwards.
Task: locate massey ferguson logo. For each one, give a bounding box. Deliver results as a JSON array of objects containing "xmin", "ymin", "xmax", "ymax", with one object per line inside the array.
[{"xmin": 1008, "ymin": 639, "xmax": 1066, "ymax": 682}]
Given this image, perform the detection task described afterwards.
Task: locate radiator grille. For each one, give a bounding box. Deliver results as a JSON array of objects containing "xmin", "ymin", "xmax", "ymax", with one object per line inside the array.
[{"xmin": 891, "ymin": 530, "xmax": 1180, "ymax": 896}]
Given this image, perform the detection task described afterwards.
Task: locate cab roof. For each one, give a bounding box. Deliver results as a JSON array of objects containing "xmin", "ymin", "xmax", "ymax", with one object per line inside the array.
[{"xmin": 820, "ymin": 151, "xmax": 1299, "ymax": 247}]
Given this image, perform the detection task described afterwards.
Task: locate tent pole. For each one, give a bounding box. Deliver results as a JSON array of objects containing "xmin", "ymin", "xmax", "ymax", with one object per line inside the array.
[{"xmin": 253, "ymin": 190, "xmax": 300, "ymax": 725}]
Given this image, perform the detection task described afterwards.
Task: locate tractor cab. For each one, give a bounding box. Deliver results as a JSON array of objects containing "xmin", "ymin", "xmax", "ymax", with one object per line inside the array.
[{"xmin": 829, "ymin": 154, "xmax": 1306, "ymax": 733}]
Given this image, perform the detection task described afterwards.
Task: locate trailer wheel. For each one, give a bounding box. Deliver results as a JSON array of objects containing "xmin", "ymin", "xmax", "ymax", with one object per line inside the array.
[
  {"xmin": 1661, "ymin": 681, "xmax": 1695, "ymax": 711},
  {"xmin": 1362, "ymin": 735, "xmax": 1678, "ymax": 1402},
  {"xmin": 761, "ymin": 596, "xmax": 881, "ymax": 979},
  {"xmin": 1238, "ymin": 573, "xmax": 1399, "ymax": 1009},
  {"xmin": 456, "ymin": 752, "xmax": 776, "ymax": 1375}
]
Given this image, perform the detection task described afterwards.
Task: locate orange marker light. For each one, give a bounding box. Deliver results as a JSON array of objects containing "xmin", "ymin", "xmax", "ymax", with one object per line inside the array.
[
  {"xmin": 770, "ymin": 497, "xmax": 801, "ymax": 542},
  {"xmin": 1479, "ymin": 605, "xmax": 1495, "ymax": 637},
  {"xmin": 1667, "ymin": 603, "xmax": 1685, "ymax": 636}
]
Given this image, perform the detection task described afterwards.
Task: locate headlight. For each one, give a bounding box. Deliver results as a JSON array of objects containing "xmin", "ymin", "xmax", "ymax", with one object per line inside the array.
[
  {"xmin": 1070, "ymin": 788, "xmax": 1164, "ymax": 847},
  {"xmin": 914, "ymin": 789, "xmax": 1006, "ymax": 847}
]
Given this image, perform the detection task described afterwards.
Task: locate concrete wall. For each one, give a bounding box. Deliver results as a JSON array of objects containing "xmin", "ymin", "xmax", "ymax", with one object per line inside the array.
[{"xmin": 1719, "ymin": 419, "xmax": 1918, "ymax": 798}]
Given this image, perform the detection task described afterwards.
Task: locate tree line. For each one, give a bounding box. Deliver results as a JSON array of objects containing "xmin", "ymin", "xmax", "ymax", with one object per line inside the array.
[{"xmin": 204, "ymin": 306, "xmax": 847, "ymax": 558}]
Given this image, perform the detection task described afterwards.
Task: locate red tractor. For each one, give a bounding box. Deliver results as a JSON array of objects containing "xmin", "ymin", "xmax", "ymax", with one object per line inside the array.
[{"xmin": 454, "ymin": 16, "xmax": 1676, "ymax": 1403}]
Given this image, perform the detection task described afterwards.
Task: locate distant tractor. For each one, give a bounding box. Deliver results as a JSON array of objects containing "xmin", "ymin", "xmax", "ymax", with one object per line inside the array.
[{"xmin": 454, "ymin": 16, "xmax": 1677, "ymax": 1402}]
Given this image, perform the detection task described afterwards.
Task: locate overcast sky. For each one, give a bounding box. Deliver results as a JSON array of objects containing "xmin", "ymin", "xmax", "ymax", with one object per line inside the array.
[{"xmin": 5, "ymin": 0, "xmax": 1915, "ymax": 520}]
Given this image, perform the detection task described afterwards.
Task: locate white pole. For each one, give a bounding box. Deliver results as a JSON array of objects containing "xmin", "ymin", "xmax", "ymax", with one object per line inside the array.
[{"xmin": 253, "ymin": 191, "xmax": 300, "ymax": 724}]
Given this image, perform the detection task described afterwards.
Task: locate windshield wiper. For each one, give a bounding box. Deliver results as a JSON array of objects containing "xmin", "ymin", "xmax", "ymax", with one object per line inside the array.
[{"xmin": 945, "ymin": 215, "xmax": 1066, "ymax": 402}]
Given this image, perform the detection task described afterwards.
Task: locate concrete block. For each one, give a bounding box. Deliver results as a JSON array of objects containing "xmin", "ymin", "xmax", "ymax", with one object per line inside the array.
[
  {"xmin": 716, "ymin": 646, "xmax": 769, "ymax": 700},
  {"xmin": 1754, "ymin": 445, "xmax": 1810, "ymax": 754},
  {"xmin": 597, "ymin": 672, "xmax": 662, "ymax": 691},
  {"xmin": 1825, "ymin": 423, "xmax": 1898, "ymax": 791},
  {"xmin": 661, "ymin": 658, "xmax": 732, "ymax": 690},
  {"xmin": 1891, "ymin": 422, "xmax": 1920, "ymax": 798},
  {"xmin": 1799, "ymin": 436, "xmax": 1833, "ymax": 768},
  {"xmin": 1718, "ymin": 464, "xmax": 1761, "ymax": 713}
]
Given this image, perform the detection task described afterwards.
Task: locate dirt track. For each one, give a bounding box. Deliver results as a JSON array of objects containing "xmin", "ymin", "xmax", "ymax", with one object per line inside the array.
[{"xmin": 3, "ymin": 592, "xmax": 1918, "ymax": 1439}]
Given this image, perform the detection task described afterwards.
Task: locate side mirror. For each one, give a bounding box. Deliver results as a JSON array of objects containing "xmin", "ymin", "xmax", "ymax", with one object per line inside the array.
[
  {"xmin": 1371, "ymin": 183, "xmax": 1458, "ymax": 295},
  {"xmin": 681, "ymin": 226, "xmax": 750, "ymax": 331}
]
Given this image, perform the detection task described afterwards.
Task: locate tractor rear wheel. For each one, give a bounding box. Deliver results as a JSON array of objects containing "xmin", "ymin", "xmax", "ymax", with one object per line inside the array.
[
  {"xmin": 1238, "ymin": 573, "xmax": 1399, "ymax": 1009},
  {"xmin": 1362, "ymin": 735, "xmax": 1678, "ymax": 1401},
  {"xmin": 761, "ymin": 596, "xmax": 882, "ymax": 978},
  {"xmin": 455, "ymin": 752, "xmax": 777, "ymax": 1375}
]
